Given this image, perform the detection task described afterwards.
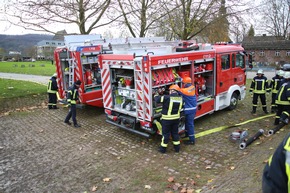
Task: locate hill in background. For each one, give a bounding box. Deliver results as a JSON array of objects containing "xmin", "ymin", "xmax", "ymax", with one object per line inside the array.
[{"xmin": 0, "ymin": 34, "xmax": 53, "ymax": 53}]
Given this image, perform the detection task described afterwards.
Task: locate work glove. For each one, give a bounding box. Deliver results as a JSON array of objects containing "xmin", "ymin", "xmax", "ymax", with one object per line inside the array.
[{"xmin": 249, "ymin": 92, "xmax": 253, "ymax": 98}]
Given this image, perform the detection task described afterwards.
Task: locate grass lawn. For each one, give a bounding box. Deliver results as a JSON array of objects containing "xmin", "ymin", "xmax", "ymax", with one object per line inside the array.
[
  {"xmin": 0, "ymin": 61, "xmax": 56, "ymax": 76},
  {"xmin": 0, "ymin": 78, "xmax": 46, "ymax": 99}
]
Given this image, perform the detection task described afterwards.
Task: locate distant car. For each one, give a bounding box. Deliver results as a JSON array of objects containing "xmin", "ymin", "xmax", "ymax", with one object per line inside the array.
[
  {"xmin": 31, "ymin": 59, "xmax": 36, "ymax": 62},
  {"xmin": 282, "ymin": 64, "xmax": 290, "ymax": 71}
]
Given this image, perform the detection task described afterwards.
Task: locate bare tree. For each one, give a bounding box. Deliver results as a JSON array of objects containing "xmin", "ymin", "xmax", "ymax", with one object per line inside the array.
[
  {"xmin": 259, "ymin": 0, "xmax": 290, "ymax": 39},
  {"xmin": 4, "ymin": 0, "xmax": 119, "ymax": 34},
  {"xmin": 110, "ymin": 0, "xmax": 176, "ymax": 37}
]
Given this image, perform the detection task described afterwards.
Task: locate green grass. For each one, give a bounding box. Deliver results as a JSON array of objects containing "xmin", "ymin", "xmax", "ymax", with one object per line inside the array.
[
  {"xmin": 0, "ymin": 78, "xmax": 46, "ymax": 99},
  {"xmin": 0, "ymin": 61, "xmax": 56, "ymax": 76}
]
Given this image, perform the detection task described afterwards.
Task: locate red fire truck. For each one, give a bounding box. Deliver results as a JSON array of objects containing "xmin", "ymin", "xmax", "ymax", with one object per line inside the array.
[
  {"xmin": 99, "ymin": 43, "xmax": 248, "ymax": 137},
  {"xmin": 54, "ymin": 36, "xmax": 177, "ymax": 107}
]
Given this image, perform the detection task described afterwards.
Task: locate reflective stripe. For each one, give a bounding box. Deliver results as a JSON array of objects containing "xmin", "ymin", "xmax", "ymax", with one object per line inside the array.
[
  {"xmin": 185, "ymin": 107, "xmax": 197, "ymax": 111},
  {"xmin": 161, "ymin": 136, "xmax": 168, "ymax": 147},
  {"xmin": 172, "ymin": 141, "xmax": 180, "ymax": 145},
  {"xmin": 284, "ymin": 137, "xmax": 290, "ymax": 192},
  {"xmin": 47, "ymin": 80, "xmax": 57, "ymax": 93}
]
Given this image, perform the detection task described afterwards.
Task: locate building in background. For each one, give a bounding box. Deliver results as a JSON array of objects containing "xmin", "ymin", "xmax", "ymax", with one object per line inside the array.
[
  {"xmin": 242, "ymin": 34, "xmax": 290, "ymax": 68},
  {"xmin": 36, "ymin": 30, "xmax": 66, "ymax": 60}
]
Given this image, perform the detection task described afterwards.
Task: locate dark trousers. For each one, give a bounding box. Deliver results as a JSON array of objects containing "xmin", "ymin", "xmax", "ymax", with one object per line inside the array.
[
  {"xmin": 65, "ymin": 104, "xmax": 77, "ymax": 125},
  {"xmin": 252, "ymin": 93, "xmax": 267, "ymax": 111},
  {"xmin": 271, "ymin": 93, "xmax": 277, "ymax": 109},
  {"xmin": 160, "ymin": 119, "xmax": 180, "ymax": 152},
  {"xmin": 185, "ymin": 113, "xmax": 195, "ymax": 142},
  {"xmin": 48, "ymin": 93, "xmax": 57, "ymax": 109},
  {"xmin": 274, "ymin": 104, "xmax": 290, "ymax": 124}
]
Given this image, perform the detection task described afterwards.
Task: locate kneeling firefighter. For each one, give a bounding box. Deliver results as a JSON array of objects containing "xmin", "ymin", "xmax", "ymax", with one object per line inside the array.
[{"xmin": 154, "ymin": 85, "xmax": 183, "ymax": 153}]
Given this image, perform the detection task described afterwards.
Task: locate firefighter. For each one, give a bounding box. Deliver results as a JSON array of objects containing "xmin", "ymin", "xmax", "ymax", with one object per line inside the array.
[
  {"xmin": 64, "ymin": 80, "xmax": 82, "ymax": 128},
  {"xmin": 47, "ymin": 73, "xmax": 58, "ymax": 109},
  {"xmin": 179, "ymin": 77, "xmax": 197, "ymax": 145},
  {"xmin": 269, "ymin": 70, "xmax": 285, "ymax": 113},
  {"xmin": 262, "ymin": 132, "xmax": 290, "ymax": 193},
  {"xmin": 274, "ymin": 71, "xmax": 290, "ymax": 125},
  {"xmin": 249, "ymin": 69, "xmax": 271, "ymax": 114},
  {"xmin": 154, "ymin": 84, "xmax": 183, "ymax": 153}
]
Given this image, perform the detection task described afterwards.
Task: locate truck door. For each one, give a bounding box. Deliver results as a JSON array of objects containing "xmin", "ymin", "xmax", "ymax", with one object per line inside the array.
[
  {"xmin": 216, "ymin": 54, "xmax": 232, "ymax": 93},
  {"xmin": 231, "ymin": 52, "xmax": 246, "ymax": 87}
]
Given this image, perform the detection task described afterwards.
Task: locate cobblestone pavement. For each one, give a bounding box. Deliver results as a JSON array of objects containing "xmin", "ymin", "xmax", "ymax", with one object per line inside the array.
[{"xmin": 0, "ymin": 96, "xmax": 288, "ymax": 192}]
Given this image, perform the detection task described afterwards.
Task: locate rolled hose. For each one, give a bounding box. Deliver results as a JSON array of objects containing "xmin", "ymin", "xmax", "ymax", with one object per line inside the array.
[
  {"xmin": 239, "ymin": 129, "xmax": 264, "ymax": 150},
  {"xmin": 268, "ymin": 123, "xmax": 286, "ymax": 135}
]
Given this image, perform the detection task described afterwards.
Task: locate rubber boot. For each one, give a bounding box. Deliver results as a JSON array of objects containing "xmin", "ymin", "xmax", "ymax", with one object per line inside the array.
[
  {"xmin": 158, "ymin": 146, "xmax": 166, "ymax": 154},
  {"xmin": 174, "ymin": 144, "xmax": 180, "ymax": 153},
  {"xmin": 263, "ymin": 107, "xmax": 269, "ymax": 114},
  {"xmin": 251, "ymin": 107, "xmax": 256, "ymax": 114}
]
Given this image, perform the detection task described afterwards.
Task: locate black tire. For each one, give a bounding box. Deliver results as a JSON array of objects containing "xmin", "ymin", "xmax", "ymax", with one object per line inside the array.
[{"xmin": 228, "ymin": 93, "xmax": 238, "ymax": 110}]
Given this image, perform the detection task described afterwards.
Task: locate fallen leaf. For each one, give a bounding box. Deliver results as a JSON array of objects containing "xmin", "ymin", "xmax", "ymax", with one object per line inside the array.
[
  {"xmin": 144, "ymin": 185, "xmax": 151, "ymax": 189},
  {"xmin": 205, "ymin": 166, "xmax": 211, "ymax": 170},
  {"xmin": 168, "ymin": 176, "xmax": 174, "ymax": 182},
  {"xmin": 191, "ymin": 180, "xmax": 196, "ymax": 185},
  {"xmin": 269, "ymin": 147, "xmax": 273, "ymax": 150},
  {"xmin": 180, "ymin": 187, "xmax": 187, "ymax": 193},
  {"xmin": 230, "ymin": 166, "xmax": 235, "ymax": 170},
  {"xmin": 91, "ymin": 186, "xmax": 97, "ymax": 191},
  {"xmin": 195, "ymin": 189, "xmax": 202, "ymax": 193},
  {"xmin": 103, "ymin": 178, "xmax": 111, "ymax": 182},
  {"xmin": 196, "ymin": 174, "xmax": 201, "ymax": 178},
  {"xmin": 187, "ymin": 189, "xmax": 194, "ymax": 193},
  {"xmin": 208, "ymin": 179, "xmax": 213, "ymax": 183},
  {"xmin": 263, "ymin": 159, "xmax": 269, "ymax": 163}
]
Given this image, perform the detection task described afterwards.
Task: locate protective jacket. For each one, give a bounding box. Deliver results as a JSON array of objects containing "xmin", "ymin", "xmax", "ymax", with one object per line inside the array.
[
  {"xmin": 154, "ymin": 93, "xmax": 183, "ymax": 120},
  {"xmin": 262, "ymin": 132, "xmax": 290, "ymax": 193},
  {"xmin": 67, "ymin": 84, "xmax": 79, "ymax": 105},
  {"xmin": 270, "ymin": 75, "xmax": 284, "ymax": 94},
  {"xmin": 179, "ymin": 83, "xmax": 197, "ymax": 115},
  {"xmin": 47, "ymin": 77, "xmax": 58, "ymax": 93},
  {"xmin": 275, "ymin": 81, "xmax": 290, "ymax": 105},
  {"xmin": 250, "ymin": 76, "xmax": 270, "ymax": 94}
]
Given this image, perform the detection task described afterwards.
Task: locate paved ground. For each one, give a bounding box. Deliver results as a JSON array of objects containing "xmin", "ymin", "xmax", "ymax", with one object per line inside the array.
[{"xmin": 0, "ymin": 72, "xmax": 50, "ymax": 85}]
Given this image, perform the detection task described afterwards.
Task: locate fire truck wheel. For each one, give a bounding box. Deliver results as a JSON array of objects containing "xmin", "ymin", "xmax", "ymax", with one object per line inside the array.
[{"xmin": 228, "ymin": 93, "xmax": 238, "ymax": 110}]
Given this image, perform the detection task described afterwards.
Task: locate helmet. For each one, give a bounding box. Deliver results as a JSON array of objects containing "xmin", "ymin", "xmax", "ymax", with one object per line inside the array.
[
  {"xmin": 52, "ymin": 73, "xmax": 57, "ymax": 77},
  {"xmin": 257, "ymin": 69, "xmax": 264, "ymax": 75},
  {"xmin": 278, "ymin": 70, "xmax": 285, "ymax": 77},
  {"xmin": 169, "ymin": 84, "xmax": 180, "ymax": 91},
  {"xmin": 75, "ymin": 80, "xmax": 82, "ymax": 85},
  {"xmin": 284, "ymin": 72, "xmax": 290, "ymax": 79},
  {"xmin": 182, "ymin": 77, "xmax": 192, "ymax": 84}
]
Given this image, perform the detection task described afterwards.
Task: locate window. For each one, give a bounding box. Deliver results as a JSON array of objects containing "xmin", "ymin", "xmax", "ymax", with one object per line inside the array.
[
  {"xmin": 46, "ymin": 42, "xmax": 49, "ymax": 45},
  {"xmin": 286, "ymin": 51, "xmax": 290, "ymax": 56},
  {"xmin": 221, "ymin": 55, "xmax": 230, "ymax": 70},
  {"xmin": 52, "ymin": 42, "xmax": 55, "ymax": 45},
  {"xmin": 275, "ymin": 51, "xmax": 280, "ymax": 56},
  {"xmin": 58, "ymin": 43, "xmax": 62, "ymax": 45},
  {"xmin": 236, "ymin": 54, "xmax": 245, "ymax": 68},
  {"xmin": 259, "ymin": 51, "xmax": 265, "ymax": 56}
]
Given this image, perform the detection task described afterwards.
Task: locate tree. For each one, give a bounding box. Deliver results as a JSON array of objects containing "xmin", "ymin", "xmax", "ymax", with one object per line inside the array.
[
  {"xmin": 0, "ymin": 48, "xmax": 6, "ymax": 61},
  {"xmin": 259, "ymin": 0, "xmax": 290, "ymax": 39},
  {"xmin": 247, "ymin": 24, "xmax": 255, "ymax": 36},
  {"xmin": 4, "ymin": 0, "xmax": 117, "ymax": 34},
  {"xmin": 110, "ymin": 0, "xmax": 174, "ymax": 37}
]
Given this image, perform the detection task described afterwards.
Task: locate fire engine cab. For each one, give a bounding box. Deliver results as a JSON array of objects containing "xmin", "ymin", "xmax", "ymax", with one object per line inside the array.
[{"xmin": 99, "ymin": 42, "xmax": 248, "ymax": 138}]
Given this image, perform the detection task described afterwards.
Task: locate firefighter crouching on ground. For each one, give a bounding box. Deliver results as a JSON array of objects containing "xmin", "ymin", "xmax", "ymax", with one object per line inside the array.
[
  {"xmin": 249, "ymin": 69, "xmax": 271, "ymax": 114},
  {"xmin": 179, "ymin": 77, "xmax": 197, "ymax": 145},
  {"xmin": 64, "ymin": 80, "xmax": 82, "ymax": 128},
  {"xmin": 262, "ymin": 132, "xmax": 290, "ymax": 193},
  {"xmin": 274, "ymin": 71, "xmax": 290, "ymax": 125},
  {"xmin": 270, "ymin": 70, "xmax": 285, "ymax": 113},
  {"xmin": 154, "ymin": 84, "xmax": 183, "ymax": 153},
  {"xmin": 47, "ymin": 73, "xmax": 59, "ymax": 109}
]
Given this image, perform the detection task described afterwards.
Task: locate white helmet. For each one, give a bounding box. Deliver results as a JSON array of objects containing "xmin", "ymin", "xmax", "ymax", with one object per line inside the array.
[
  {"xmin": 52, "ymin": 73, "xmax": 57, "ymax": 77},
  {"xmin": 278, "ymin": 70, "xmax": 285, "ymax": 77},
  {"xmin": 257, "ymin": 69, "xmax": 264, "ymax": 75},
  {"xmin": 284, "ymin": 71, "xmax": 290, "ymax": 79}
]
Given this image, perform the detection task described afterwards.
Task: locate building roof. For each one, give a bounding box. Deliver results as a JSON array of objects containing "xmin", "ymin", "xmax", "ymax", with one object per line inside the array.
[
  {"xmin": 53, "ymin": 30, "xmax": 67, "ymax": 41},
  {"xmin": 242, "ymin": 35, "xmax": 290, "ymax": 50}
]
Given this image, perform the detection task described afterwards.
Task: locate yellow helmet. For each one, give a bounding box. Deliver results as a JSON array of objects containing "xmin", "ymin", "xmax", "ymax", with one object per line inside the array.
[{"xmin": 169, "ymin": 84, "xmax": 180, "ymax": 91}]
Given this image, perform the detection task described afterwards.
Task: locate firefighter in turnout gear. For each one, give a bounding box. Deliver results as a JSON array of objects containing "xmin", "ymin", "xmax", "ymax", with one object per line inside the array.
[
  {"xmin": 64, "ymin": 80, "xmax": 82, "ymax": 128},
  {"xmin": 154, "ymin": 84, "xmax": 183, "ymax": 153},
  {"xmin": 270, "ymin": 70, "xmax": 285, "ymax": 113},
  {"xmin": 47, "ymin": 73, "xmax": 59, "ymax": 109},
  {"xmin": 249, "ymin": 69, "xmax": 270, "ymax": 114},
  {"xmin": 179, "ymin": 77, "xmax": 197, "ymax": 145},
  {"xmin": 274, "ymin": 72, "xmax": 290, "ymax": 125},
  {"xmin": 262, "ymin": 132, "xmax": 290, "ymax": 193}
]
